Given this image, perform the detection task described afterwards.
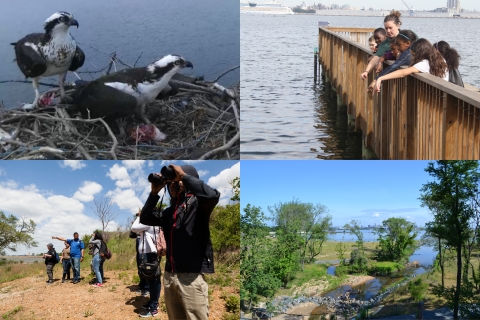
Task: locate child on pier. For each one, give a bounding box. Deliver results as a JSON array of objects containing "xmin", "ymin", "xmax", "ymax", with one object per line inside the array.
[
  {"xmin": 368, "ymin": 30, "xmax": 417, "ymax": 92},
  {"xmin": 433, "ymin": 41, "xmax": 464, "ymax": 87},
  {"xmin": 375, "ymin": 38, "xmax": 401, "ymax": 73},
  {"xmin": 373, "ymin": 38, "xmax": 448, "ymax": 93},
  {"xmin": 368, "ymin": 36, "xmax": 377, "ymax": 53}
]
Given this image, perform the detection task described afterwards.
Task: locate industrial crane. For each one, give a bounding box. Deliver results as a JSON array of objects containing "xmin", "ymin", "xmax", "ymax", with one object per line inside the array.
[{"xmin": 401, "ymin": 0, "xmax": 414, "ymax": 16}]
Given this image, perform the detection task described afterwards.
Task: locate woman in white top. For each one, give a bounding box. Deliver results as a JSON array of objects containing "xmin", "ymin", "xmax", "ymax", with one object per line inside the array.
[
  {"xmin": 131, "ymin": 216, "xmax": 162, "ymax": 317},
  {"xmin": 374, "ymin": 38, "xmax": 449, "ymax": 93}
]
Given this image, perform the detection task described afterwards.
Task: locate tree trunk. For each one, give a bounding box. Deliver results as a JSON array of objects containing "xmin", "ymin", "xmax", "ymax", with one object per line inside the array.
[
  {"xmin": 454, "ymin": 241, "xmax": 462, "ymax": 320},
  {"xmin": 438, "ymin": 237, "xmax": 444, "ymax": 289}
]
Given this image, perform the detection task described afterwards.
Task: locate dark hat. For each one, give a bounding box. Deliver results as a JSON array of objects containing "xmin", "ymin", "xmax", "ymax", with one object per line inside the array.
[
  {"xmin": 181, "ymin": 165, "xmax": 199, "ymax": 179},
  {"xmin": 47, "ymin": 243, "xmax": 53, "ymax": 247}
]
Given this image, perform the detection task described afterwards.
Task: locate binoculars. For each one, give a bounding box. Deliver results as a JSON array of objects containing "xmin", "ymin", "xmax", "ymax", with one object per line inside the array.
[{"xmin": 148, "ymin": 166, "xmax": 176, "ymax": 185}]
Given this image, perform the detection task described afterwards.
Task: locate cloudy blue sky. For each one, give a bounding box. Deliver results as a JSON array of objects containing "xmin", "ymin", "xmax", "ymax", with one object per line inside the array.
[
  {"xmin": 0, "ymin": 160, "xmax": 239, "ymax": 255},
  {"xmin": 241, "ymin": 160, "xmax": 460, "ymax": 228},
  {"xmin": 280, "ymin": 0, "xmax": 479, "ymax": 11}
]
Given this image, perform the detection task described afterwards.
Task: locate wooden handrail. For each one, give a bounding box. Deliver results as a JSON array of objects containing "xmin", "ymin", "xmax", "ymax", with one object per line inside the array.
[{"xmin": 318, "ymin": 26, "xmax": 480, "ymax": 159}]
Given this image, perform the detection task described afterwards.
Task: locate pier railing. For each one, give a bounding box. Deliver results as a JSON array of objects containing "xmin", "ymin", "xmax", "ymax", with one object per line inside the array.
[{"xmin": 318, "ymin": 26, "xmax": 480, "ymax": 159}]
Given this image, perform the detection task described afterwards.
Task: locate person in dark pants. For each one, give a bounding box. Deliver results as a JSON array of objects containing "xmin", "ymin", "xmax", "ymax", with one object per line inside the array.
[
  {"xmin": 131, "ymin": 216, "xmax": 161, "ymax": 318},
  {"xmin": 42, "ymin": 243, "xmax": 57, "ymax": 284},
  {"xmin": 130, "ymin": 212, "xmax": 149, "ymax": 297},
  {"xmin": 60, "ymin": 241, "xmax": 71, "ymax": 283},
  {"xmin": 140, "ymin": 164, "xmax": 220, "ymax": 320}
]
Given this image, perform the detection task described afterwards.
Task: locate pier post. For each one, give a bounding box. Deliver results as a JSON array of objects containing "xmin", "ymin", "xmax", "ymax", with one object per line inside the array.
[
  {"xmin": 347, "ymin": 114, "xmax": 356, "ymax": 131},
  {"xmin": 314, "ymin": 47, "xmax": 318, "ymax": 83}
]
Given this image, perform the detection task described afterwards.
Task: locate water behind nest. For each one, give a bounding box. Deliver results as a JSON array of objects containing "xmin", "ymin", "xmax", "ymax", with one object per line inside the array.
[
  {"xmin": 0, "ymin": 0, "xmax": 239, "ymax": 109},
  {"xmin": 241, "ymin": 14, "xmax": 479, "ymax": 159}
]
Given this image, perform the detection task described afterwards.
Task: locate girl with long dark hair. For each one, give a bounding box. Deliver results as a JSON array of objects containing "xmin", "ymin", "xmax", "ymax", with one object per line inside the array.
[
  {"xmin": 89, "ymin": 231, "xmax": 105, "ymax": 287},
  {"xmin": 433, "ymin": 40, "xmax": 464, "ymax": 87}
]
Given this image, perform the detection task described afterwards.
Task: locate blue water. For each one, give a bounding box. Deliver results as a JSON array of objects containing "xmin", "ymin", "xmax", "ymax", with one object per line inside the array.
[{"xmin": 0, "ymin": 0, "xmax": 239, "ymax": 108}]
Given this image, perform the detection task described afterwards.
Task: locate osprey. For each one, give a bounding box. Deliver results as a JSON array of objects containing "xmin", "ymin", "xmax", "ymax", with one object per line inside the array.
[
  {"xmin": 74, "ymin": 54, "xmax": 193, "ymax": 136},
  {"xmin": 11, "ymin": 12, "xmax": 85, "ymax": 106}
]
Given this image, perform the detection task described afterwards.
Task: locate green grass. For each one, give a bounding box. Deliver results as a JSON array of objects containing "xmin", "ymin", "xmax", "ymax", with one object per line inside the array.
[{"xmin": 2, "ymin": 306, "xmax": 23, "ymax": 320}]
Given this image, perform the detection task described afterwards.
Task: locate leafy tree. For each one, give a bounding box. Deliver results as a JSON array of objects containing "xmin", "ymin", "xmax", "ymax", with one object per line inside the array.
[
  {"xmin": 345, "ymin": 220, "xmax": 367, "ymax": 273},
  {"xmin": 374, "ymin": 217, "xmax": 419, "ymax": 263},
  {"xmin": 420, "ymin": 160, "xmax": 480, "ymax": 320},
  {"xmin": 240, "ymin": 204, "xmax": 281, "ymax": 310},
  {"xmin": 0, "ymin": 211, "xmax": 37, "ymax": 255},
  {"xmin": 335, "ymin": 241, "xmax": 347, "ymax": 266},
  {"xmin": 423, "ymin": 220, "xmax": 450, "ymax": 289},
  {"xmin": 269, "ymin": 199, "xmax": 331, "ymax": 270}
]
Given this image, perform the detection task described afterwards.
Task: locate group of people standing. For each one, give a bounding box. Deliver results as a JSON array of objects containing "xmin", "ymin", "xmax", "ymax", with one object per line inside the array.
[
  {"xmin": 362, "ymin": 10, "xmax": 464, "ymax": 93},
  {"xmin": 43, "ymin": 232, "xmax": 85, "ymax": 284},
  {"xmin": 44, "ymin": 231, "xmax": 105, "ymax": 287}
]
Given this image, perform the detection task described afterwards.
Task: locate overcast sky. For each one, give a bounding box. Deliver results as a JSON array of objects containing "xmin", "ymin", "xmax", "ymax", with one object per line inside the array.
[
  {"xmin": 281, "ymin": 0, "xmax": 479, "ymax": 11},
  {"xmin": 0, "ymin": 160, "xmax": 239, "ymax": 255},
  {"xmin": 241, "ymin": 160, "xmax": 468, "ymax": 228}
]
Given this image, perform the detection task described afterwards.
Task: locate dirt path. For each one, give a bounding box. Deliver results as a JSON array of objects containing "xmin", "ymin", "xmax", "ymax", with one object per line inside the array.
[{"xmin": 0, "ymin": 269, "xmax": 230, "ymax": 319}]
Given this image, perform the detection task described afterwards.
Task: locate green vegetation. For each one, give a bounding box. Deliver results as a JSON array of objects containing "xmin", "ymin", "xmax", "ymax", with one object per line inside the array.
[
  {"xmin": 0, "ymin": 211, "xmax": 37, "ymax": 256},
  {"xmin": 368, "ymin": 262, "xmax": 403, "ymax": 275},
  {"xmin": 2, "ymin": 306, "xmax": 23, "ymax": 320},
  {"xmin": 420, "ymin": 161, "xmax": 480, "ymax": 319},
  {"xmin": 407, "ymin": 278, "xmax": 429, "ymax": 302},
  {"xmin": 375, "ymin": 217, "xmax": 419, "ymax": 263}
]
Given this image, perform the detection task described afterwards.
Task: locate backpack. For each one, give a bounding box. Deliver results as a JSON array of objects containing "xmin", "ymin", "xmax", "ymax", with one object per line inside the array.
[
  {"xmin": 155, "ymin": 227, "xmax": 167, "ymax": 256},
  {"xmin": 99, "ymin": 241, "xmax": 112, "ymax": 260},
  {"xmin": 53, "ymin": 251, "xmax": 60, "ymax": 264}
]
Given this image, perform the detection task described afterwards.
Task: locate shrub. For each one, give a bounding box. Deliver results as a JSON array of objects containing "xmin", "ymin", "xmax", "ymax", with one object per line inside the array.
[
  {"xmin": 224, "ymin": 294, "xmax": 240, "ymax": 313},
  {"xmin": 407, "ymin": 278, "xmax": 428, "ymax": 302},
  {"xmin": 368, "ymin": 262, "xmax": 402, "ymax": 275}
]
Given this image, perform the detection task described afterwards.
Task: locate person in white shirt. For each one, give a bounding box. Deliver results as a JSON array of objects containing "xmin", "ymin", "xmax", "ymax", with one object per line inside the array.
[
  {"xmin": 374, "ymin": 38, "xmax": 449, "ymax": 93},
  {"xmin": 131, "ymin": 216, "xmax": 162, "ymax": 318}
]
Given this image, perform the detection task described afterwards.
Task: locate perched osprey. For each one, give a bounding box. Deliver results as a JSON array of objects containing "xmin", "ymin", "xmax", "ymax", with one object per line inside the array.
[
  {"xmin": 74, "ymin": 54, "xmax": 193, "ymax": 136},
  {"xmin": 11, "ymin": 12, "xmax": 85, "ymax": 106}
]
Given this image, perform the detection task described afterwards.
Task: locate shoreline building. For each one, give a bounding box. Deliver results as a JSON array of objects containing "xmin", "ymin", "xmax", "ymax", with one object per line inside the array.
[{"xmin": 447, "ymin": 0, "xmax": 461, "ymax": 13}]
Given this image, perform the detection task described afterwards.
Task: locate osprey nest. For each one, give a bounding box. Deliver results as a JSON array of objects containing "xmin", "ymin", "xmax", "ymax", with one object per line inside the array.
[{"xmin": 0, "ymin": 66, "xmax": 240, "ymax": 160}]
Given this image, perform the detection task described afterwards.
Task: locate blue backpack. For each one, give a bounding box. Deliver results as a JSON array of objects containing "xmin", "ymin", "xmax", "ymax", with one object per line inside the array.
[{"xmin": 54, "ymin": 251, "xmax": 60, "ymax": 264}]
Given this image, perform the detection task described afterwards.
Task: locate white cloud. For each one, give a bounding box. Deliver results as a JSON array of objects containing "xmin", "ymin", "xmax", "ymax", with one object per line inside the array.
[
  {"xmin": 198, "ymin": 170, "xmax": 209, "ymax": 178},
  {"xmin": 373, "ymin": 213, "xmax": 380, "ymax": 217},
  {"xmin": 73, "ymin": 181, "xmax": 103, "ymax": 202},
  {"xmin": 182, "ymin": 160, "xmax": 205, "ymax": 164},
  {"xmin": 207, "ymin": 162, "xmax": 240, "ymax": 206},
  {"xmin": 60, "ymin": 160, "xmax": 86, "ymax": 171},
  {"xmin": 1, "ymin": 180, "xmax": 18, "ymax": 189},
  {"xmin": 0, "ymin": 183, "xmax": 118, "ymax": 254},
  {"xmin": 0, "ymin": 167, "xmax": 5, "ymax": 176},
  {"xmin": 106, "ymin": 188, "xmax": 143, "ymax": 213},
  {"xmin": 106, "ymin": 164, "xmax": 132, "ymax": 189},
  {"xmin": 148, "ymin": 161, "xmax": 154, "ymax": 168},
  {"xmin": 122, "ymin": 160, "xmax": 145, "ymax": 169}
]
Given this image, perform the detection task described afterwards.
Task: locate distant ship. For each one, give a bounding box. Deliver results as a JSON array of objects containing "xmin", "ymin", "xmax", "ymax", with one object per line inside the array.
[{"xmin": 240, "ymin": 0, "xmax": 294, "ymax": 15}]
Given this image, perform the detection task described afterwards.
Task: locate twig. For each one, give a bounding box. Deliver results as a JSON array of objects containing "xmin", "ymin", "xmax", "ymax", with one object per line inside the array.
[
  {"xmin": 230, "ymin": 100, "xmax": 240, "ymax": 130},
  {"xmin": 213, "ymin": 65, "xmax": 240, "ymax": 82},
  {"xmin": 134, "ymin": 52, "xmax": 143, "ymax": 67},
  {"xmin": 199, "ymin": 132, "xmax": 239, "ymax": 160}
]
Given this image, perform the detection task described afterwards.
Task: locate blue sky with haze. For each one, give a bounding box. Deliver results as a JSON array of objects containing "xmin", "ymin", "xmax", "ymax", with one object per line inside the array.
[
  {"xmin": 280, "ymin": 0, "xmax": 479, "ymax": 11},
  {"xmin": 0, "ymin": 160, "xmax": 239, "ymax": 255},
  {"xmin": 241, "ymin": 160, "xmax": 453, "ymax": 228}
]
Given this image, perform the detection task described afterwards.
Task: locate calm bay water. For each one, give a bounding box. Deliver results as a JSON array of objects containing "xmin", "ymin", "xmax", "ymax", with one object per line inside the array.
[
  {"xmin": 241, "ymin": 14, "xmax": 479, "ymax": 159},
  {"xmin": 0, "ymin": 0, "xmax": 239, "ymax": 108}
]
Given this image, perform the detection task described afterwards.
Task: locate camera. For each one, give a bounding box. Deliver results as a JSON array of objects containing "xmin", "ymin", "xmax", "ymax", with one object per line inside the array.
[{"xmin": 148, "ymin": 166, "xmax": 176, "ymax": 185}]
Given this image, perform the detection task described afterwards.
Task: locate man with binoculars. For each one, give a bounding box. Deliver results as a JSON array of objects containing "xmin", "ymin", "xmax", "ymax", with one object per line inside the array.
[{"xmin": 141, "ymin": 164, "xmax": 220, "ymax": 320}]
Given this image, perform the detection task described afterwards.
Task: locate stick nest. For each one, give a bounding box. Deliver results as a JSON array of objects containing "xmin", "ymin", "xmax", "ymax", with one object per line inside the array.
[{"xmin": 0, "ymin": 78, "xmax": 240, "ymax": 160}]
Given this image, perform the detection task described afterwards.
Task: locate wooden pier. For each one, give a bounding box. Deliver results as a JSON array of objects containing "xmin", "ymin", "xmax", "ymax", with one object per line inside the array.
[{"xmin": 317, "ymin": 25, "xmax": 480, "ymax": 159}]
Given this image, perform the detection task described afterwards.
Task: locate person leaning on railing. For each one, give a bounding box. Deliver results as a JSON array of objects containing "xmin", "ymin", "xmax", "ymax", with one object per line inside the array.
[{"xmin": 360, "ymin": 10, "xmax": 403, "ymax": 81}]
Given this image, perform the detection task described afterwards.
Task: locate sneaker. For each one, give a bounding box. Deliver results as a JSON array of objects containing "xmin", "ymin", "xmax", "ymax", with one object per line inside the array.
[
  {"xmin": 46, "ymin": 280, "xmax": 53, "ymax": 284},
  {"xmin": 142, "ymin": 304, "xmax": 150, "ymax": 310},
  {"xmin": 139, "ymin": 309, "xmax": 158, "ymax": 318},
  {"xmin": 62, "ymin": 279, "xmax": 65, "ymax": 283},
  {"xmin": 93, "ymin": 283, "xmax": 103, "ymax": 288},
  {"xmin": 141, "ymin": 290, "xmax": 149, "ymax": 297}
]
